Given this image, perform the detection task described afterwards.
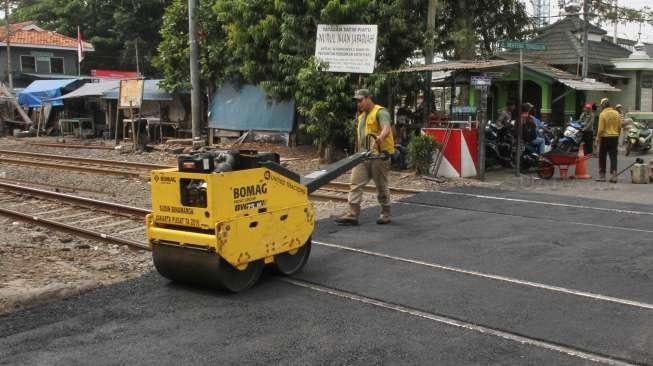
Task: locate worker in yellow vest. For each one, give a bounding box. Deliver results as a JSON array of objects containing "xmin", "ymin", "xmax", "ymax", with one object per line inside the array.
[
  {"xmin": 595, "ymin": 97, "xmax": 621, "ymax": 183},
  {"xmin": 335, "ymin": 89, "xmax": 395, "ymax": 225}
]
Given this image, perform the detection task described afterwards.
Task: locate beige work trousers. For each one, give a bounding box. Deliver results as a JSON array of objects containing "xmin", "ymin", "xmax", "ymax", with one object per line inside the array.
[{"xmin": 348, "ymin": 159, "xmax": 391, "ymax": 206}]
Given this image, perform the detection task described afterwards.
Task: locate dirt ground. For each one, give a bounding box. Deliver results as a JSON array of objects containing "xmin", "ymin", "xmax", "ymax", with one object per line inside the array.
[{"xmin": 0, "ymin": 136, "xmax": 493, "ymax": 315}]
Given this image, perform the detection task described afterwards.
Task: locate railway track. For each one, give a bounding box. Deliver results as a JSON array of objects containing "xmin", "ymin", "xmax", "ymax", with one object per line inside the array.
[
  {"xmin": 0, "ymin": 149, "xmax": 170, "ymax": 178},
  {"xmin": 0, "ymin": 183, "xmax": 653, "ymax": 365},
  {"xmin": 0, "ymin": 182, "xmax": 148, "ymax": 250},
  {"xmin": 0, "ymin": 148, "xmax": 424, "ymax": 195},
  {"xmin": 0, "ymin": 178, "xmax": 422, "ymax": 249},
  {"xmin": 28, "ymin": 142, "xmax": 116, "ymax": 150}
]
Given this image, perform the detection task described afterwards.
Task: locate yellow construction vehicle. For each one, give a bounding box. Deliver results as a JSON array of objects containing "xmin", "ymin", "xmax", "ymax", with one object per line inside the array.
[{"xmin": 147, "ymin": 144, "xmax": 381, "ymax": 292}]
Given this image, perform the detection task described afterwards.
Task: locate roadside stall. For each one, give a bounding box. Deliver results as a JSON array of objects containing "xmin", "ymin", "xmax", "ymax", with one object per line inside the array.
[
  {"xmin": 16, "ymin": 79, "xmax": 83, "ymax": 134},
  {"xmin": 50, "ymin": 79, "xmax": 120, "ymax": 138},
  {"xmin": 393, "ymin": 60, "xmax": 517, "ymax": 178},
  {"xmin": 101, "ymin": 79, "xmax": 185, "ymax": 143}
]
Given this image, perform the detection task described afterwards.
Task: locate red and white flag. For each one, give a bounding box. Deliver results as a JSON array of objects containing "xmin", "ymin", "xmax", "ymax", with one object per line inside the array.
[{"xmin": 77, "ymin": 26, "xmax": 84, "ymax": 63}]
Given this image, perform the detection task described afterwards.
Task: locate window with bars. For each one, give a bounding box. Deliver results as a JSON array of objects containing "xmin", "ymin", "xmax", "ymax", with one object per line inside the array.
[
  {"xmin": 51, "ymin": 57, "xmax": 64, "ymax": 74},
  {"xmin": 20, "ymin": 55, "xmax": 36, "ymax": 73}
]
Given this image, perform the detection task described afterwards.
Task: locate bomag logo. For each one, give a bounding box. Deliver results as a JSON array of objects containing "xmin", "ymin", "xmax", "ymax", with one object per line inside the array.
[
  {"xmin": 233, "ymin": 183, "xmax": 267, "ymax": 199},
  {"xmin": 159, "ymin": 176, "xmax": 177, "ymax": 184}
]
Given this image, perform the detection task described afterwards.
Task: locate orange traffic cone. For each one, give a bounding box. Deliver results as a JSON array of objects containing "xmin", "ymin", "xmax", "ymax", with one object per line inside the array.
[{"xmin": 573, "ymin": 143, "xmax": 592, "ymax": 179}]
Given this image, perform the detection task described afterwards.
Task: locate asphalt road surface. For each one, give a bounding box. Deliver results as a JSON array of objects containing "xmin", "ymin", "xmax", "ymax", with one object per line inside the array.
[{"xmin": 1, "ymin": 187, "xmax": 652, "ymax": 365}]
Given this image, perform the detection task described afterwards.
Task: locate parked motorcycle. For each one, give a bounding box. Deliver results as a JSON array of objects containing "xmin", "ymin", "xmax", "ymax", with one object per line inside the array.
[
  {"xmin": 484, "ymin": 120, "xmax": 542, "ymax": 171},
  {"xmin": 485, "ymin": 121, "xmax": 514, "ymax": 168},
  {"xmin": 519, "ymin": 144, "xmax": 541, "ymax": 172},
  {"xmin": 625, "ymin": 120, "xmax": 652, "ymax": 156},
  {"xmin": 554, "ymin": 120, "xmax": 583, "ymax": 152}
]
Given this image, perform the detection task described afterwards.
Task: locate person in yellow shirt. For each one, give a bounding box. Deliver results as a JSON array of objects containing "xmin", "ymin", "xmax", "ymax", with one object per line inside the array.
[
  {"xmin": 335, "ymin": 89, "xmax": 395, "ymax": 225},
  {"xmin": 595, "ymin": 98, "xmax": 621, "ymax": 182}
]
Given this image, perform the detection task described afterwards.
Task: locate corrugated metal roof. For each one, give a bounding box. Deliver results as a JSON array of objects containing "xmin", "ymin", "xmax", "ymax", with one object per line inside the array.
[
  {"xmin": 523, "ymin": 62, "xmax": 581, "ymax": 80},
  {"xmin": 557, "ymin": 78, "xmax": 620, "ymax": 92},
  {"xmin": 393, "ymin": 60, "xmax": 517, "ymax": 73},
  {"xmin": 51, "ymin": 80, "xmax": 120, "ymax": 100},
  {"xmin": 536, "ymin": 16, "xmax": 607, "ymax": 36},
  {"xmin": 499, "ymin": 15, "xmax": 630, "ymax": 66},
  {"xmin": 101, "ymin": 79, "xmax": 172, "ymax": 101}
]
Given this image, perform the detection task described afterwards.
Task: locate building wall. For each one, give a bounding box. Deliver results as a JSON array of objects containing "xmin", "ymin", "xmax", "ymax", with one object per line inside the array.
[
  {"xmin": 0, "ymin": 46, "xmax": 79, "ymax": 81},
  {"xmin": 599, "ymin": 70, "xmax": 637, "ymax": 112},
  {"xmin": 641, "ymin": 72, "xmax": 653, "ymax": 112}
]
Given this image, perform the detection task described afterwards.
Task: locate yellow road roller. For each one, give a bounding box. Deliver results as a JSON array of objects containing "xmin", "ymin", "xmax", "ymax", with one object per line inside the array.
[{"xmin": 146, "ymin": 147, "xmax": 378, "ymax": 292}]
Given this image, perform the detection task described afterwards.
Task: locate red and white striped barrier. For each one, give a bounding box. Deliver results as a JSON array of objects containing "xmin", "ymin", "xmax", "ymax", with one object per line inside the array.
[{"xmin": 422, "ymin": 127, "xmax": 479, "ymax": 178}]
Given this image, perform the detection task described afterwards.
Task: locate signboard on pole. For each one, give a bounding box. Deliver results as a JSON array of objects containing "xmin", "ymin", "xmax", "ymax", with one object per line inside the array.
[
  {"xmin": 499, "ymin": 40, "xmax": 546, "ymax": 51},
  {"xmin": 118, "ymin": 78, "xmax": 144, "ymax": 109},
  {"xmin": 471, "ymin": 76, "xmax": 492, "ymax": 91},
  {"xmin": 315, "ymin": 24, "xmax": 378, "ymax": 74}
]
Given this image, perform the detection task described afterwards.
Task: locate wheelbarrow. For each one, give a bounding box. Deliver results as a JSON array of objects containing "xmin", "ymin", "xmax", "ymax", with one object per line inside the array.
[{"xmin": 537, "ymin": 151, "xmax": 592, "ymax": 179}]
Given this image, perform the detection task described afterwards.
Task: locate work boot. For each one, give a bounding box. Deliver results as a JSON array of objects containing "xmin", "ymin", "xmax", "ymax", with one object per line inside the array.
[
  {"xmin": 376, "ymin": 205, "xmax": 391, "ymax": 225},
  {"xmin": 595, "ymin": 174, "xmax": 606, "ymax": 182},
  {"xmin": 334, "ymin": 204, "xmax": 360, "ymax": 225},
  {"xmin": 609, "ymin": 172, "xmax": 618, "ymax": 183}
]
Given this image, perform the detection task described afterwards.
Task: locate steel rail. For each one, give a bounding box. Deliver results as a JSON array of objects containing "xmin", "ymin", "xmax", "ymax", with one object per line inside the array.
[
  {"xmin": 326, "ymin": 181, "xmax": 424, "ymax": 195},
  {"xmin": 0, "ymin": 157, "xmax": 145, "ymax": 178},
  {"xmin": 309, "ymin": 192, "xmax": 348, "ymax": 203},
  {"xmin": 0, "ymin": 182, "xmax": 150, "ymax": 218},
  {"xmin": 282, "ymin": 278, "xmax": 637, "ymax": 366},
  {"xmin": 0, "ymin": 177, "xmax": 112, "ymax": 196},
  {"xmin": 28, "ymin": 142, "xmax": 116, "ymax": 150},
  {"xmin": 0, "ymin": 149, "xmax": 171, "ymax": 170},
  {"xmin": 0, "ymin": 206, "xmax": 149, "ymax": 250}
]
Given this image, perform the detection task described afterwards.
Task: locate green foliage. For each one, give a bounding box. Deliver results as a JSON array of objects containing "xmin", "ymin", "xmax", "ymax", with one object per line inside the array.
[
  {"xmin": 11, "ymin": 0, "xmax": 171, "ymax": 76},
  {"xmin": 153, "ymin": 0, "xmax": 531, "ymax": 147},
  {"xmin": 407, "ymin": 134, "xmax": 438, "ymax": 174},
  {"xmin": 294, "ymin": 58, "xmax": 354, "ymax": 149},
  {"xmin": 591, "ymin": 1, "xmax": 652, "ymax": 25},
  {"xmin": 432, "ymin": 0, "xmax": 533, "ymax": 58}
]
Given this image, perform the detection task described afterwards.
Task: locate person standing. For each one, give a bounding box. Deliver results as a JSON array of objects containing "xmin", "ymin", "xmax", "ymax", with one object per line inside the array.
[
  {"xmin": 595, "ymin": 98, "xmax": 621, "ymax": 183},
  {"xmin": 528, "ymin": 103, "xmax": 546, "ymax": 155},
  {"xmin": 614, "ymin": 104, "xmax": 629, "ymax": 146},
  {"xmin": 335, "ymin": 89, "xmax": 395, "ymax": 225},
  {"xmin": 496, "ymin": 101, "xmax": 516, "ymax": 129},
  {"xmin": 578, "ymin": 103, "xmax": 595, "ymax": 154}
]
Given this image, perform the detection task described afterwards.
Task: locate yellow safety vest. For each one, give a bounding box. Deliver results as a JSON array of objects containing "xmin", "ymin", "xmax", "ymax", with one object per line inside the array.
[{"xmin": 357, "ymin": 104, "xmax": 395, "ymax": 154}]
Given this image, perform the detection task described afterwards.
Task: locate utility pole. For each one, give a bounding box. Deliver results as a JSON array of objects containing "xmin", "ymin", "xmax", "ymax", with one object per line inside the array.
[
  {"xmin": 582, "ymin": 0, "xmax": 589, "ymax": 78},
  {"xmin": 613, "ymin": 0, "xmax": 618, "ymax": 44},
  {"xmin": 188, "ymin": 0, "xmax": 201, "ymax": 141},
  {"xmin": 135, "ymin": 38, "xmax": 140, "ymax": 76},
  {"xmin": 516, "ymin": 48, "xmax": 523, "ymax": 176},
  {"xmin": 5, "ymin": 0, "xmax": 13, "ymax": 90},
  {"xmin": 423, "ymin": 0, "xmax": 438, "ymax": 125}
]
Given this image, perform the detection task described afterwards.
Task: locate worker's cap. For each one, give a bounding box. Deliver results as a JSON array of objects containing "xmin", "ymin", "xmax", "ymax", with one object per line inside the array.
[
  {"xmin": 600, "ymin": 97, "xmax": 610, "ymax": 106},
  {"xmin": 584, "ymin": 102, "xmax": 592, "ymax": 109},
  {"xmin": 353, "ymin": 89, "xmax": 372, "ymax": 100}
]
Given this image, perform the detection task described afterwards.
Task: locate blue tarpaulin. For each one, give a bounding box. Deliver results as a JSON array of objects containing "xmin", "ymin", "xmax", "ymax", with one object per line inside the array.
[
  {"xmin": 101, "ymin": 79, "xmax": 173, "ymax": 101},
  {"xmin": 18, "ymin": 79, "xmax": 80, "ymax": 107},
  {"xmin": 208, "ymin": 84, "xmax": 294, "ymax": 132}
]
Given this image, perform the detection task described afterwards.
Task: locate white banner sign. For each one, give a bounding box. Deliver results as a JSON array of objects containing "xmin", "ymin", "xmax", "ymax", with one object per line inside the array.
[{"xmin": 315, "ymin": 24, "xmax": 378, "ymax": 74}]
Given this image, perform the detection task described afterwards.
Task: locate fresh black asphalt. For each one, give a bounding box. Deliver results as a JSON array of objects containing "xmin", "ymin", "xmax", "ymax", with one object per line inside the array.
[{"xmin": 1, "ymin": 187, "xmax": 652, "ymax": 365}]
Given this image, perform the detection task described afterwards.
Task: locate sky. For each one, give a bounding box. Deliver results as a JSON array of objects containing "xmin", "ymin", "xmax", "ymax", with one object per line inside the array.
[{"xmin": 523, "ymin": 0, "xmax": 652, "ymax": 43}]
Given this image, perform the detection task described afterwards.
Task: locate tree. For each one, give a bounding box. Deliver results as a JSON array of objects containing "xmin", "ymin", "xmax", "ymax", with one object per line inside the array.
[
  {"xmin": 155, "ymin": 0, "xmax": 530, "ymax": 150},
  {"xmin": 590, "ymin": 1, "xmax": 652, "ymax": 29},
  {"xmin": 11, "ymin": 0, "xmax": 171, "ymax": 75},
  {"xmin": 432, "ymin": 0, "xmax": 532, "ymax": 59}
]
